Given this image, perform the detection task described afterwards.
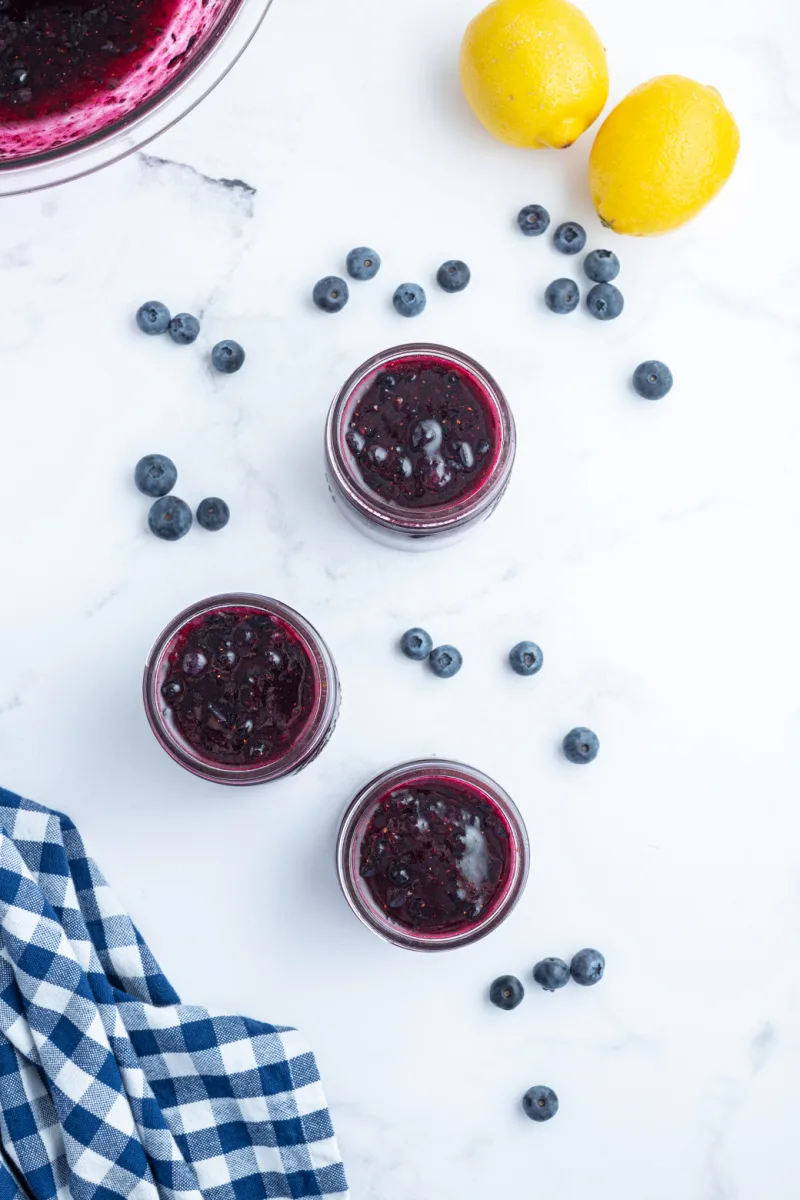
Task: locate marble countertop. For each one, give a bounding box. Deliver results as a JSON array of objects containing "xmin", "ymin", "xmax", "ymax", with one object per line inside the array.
[{"xmin": 2, "ymin": 0, "xmax": 799, "ymax": 1195}]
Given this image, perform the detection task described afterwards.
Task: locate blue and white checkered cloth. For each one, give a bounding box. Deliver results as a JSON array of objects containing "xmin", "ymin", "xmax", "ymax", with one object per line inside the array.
[{"xmin": 0, "ymin": 787, "xmax": 348, "ymax": 1200}]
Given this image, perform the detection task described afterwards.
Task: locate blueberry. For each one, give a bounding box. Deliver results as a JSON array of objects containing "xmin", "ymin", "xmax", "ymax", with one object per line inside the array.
[
  {"xmin": 196, "ymin": 497, "xmax": 230, "ymax": 532},
  {"xmin": 134, "ymin": 454, "xmax": 177, "ymax": 498},
  {"xmin": 633, "ymin": 360, "xmax": 673, "ymax": 400},
  {"xmin": 437, "ymin": 260, "xmax": 471, "ymax": 293},
  {"xmin": 522, "ymin": 1086, "xmax": 559, "ymax": 1122},
  {"xmin": 182, "ymin": 651, "xmax": 207, "ymax": 676},
  {"xmin": 428, "ymin": 645, "xmax": 462, "ymax": 678},
  {"xmin": 553, "ymin": 222, "xmax": 586, "ymax": 255},
  {"xmin": 570, "ymin": 948, "xmax": 605, "ymax": 986},
  {"xmin": 136, "ymin": 301, "xmax": 170, "ymax": 335},
  {"xmin": 490, "ymin": 975, "xmax": 525, "ymax": 1010},
  {"xmin": 211, "ymin": 340, "xmax": 246, "ymax": 373},
  {"xmin": 346, "ymin": 248, "xmax": 381, "ymax": 281},
  {"xmin": 410, "ymin": 418, "xmax": 443, "ymax": 453},
  {"xmin": 509, "ymin": 641, "xmax": 543, "ymax": 676},
  {"xmin": 168, "ymin": 313, "xmax": 200, "ymax": 345},
  {"xmin": 533, "ymin": 957, "xmax": 570, "ymax": 992},
  {"xmin": 393, "ymin": 283, "xmax": 426, "ymax": 318},
  {"xmin": 586, "ymin": 283, "xmax": 624, "ymax": 321},
  {"xmin": 419, "ymin": 455, "xmax": 453, "ymax": 491},
  {"xmin": 517, "ymin": 204, "xmax": 550, "ymax": 236},
  {"xmin": 545, "ymin": 278, "xmax": 580, "ymax": 314},
  {"xmin": 313, "ymin": 275, "xmax": 349, "ymax": 313},
  {"xmin": 562, "ymin": 727, "xmax": 599, "ymax": 765},
  {"xmin": 584, "ymin": 249, "xmax": 620, "ymax": 283},
  {"xmin": 148, "ymin": 496, "xmax": 192, "ymax": 541},
  {"xmin": 400, "ymin": 628, "xmax": 433, "ymax": 660}
]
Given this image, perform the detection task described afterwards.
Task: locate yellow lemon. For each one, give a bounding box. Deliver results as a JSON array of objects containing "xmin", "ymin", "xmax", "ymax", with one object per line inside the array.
[
  {"xmin": 589, "ymin": 75, "xmax": 740, "ymax": 236},
  {"xmin": 459, "ymin": 0, "xmax": 609, "ymax": 150}
]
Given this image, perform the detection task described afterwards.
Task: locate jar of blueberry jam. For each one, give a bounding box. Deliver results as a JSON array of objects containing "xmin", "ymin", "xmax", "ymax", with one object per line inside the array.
[
  {"xmin": 325, "ymin": 344, "xmax": 516, "ymax": 549},
  {"xmin": 336, "ymin": 760, "xmax": 529, "ymax": 950},
  {"xmin": 144, "ymin": 594, "xmax": 340, "ymax": 785}
]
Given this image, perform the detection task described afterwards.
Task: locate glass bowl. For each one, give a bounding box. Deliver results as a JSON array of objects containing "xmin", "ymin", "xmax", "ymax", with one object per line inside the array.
[{"xmin": 0, "ymin": 0, "xmax": 273, "ymax": 196}]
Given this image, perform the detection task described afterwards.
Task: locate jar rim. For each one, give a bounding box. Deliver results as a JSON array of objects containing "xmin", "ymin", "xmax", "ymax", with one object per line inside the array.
[
  {"xmin": 325, "ymin": 344, "xmax": 516, "ymax": 536},
  {"xmin": 143, "ymin": 592, "xmax": 339, "ymax": 786},
  {"xmin": 336, "ymin": 758, "xmax": 529, "ymax": 951}
]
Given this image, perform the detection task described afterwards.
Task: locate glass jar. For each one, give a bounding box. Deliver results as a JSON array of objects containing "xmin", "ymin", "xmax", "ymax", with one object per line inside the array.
[
  {"xmin": 143, "ymin": 593, "xmax": 340, "ymax": 785},
  {"xmin": 325, "ymin": 343, "xmax": 516, "ymax": 550},
  {"xmin": 336, "ymin": 759, "xmax": 529, "ymax": 951}
]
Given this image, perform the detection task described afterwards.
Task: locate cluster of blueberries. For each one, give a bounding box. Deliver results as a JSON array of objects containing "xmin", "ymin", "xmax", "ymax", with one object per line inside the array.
[
  {"xmin": 134, "ymin": 454, "xmax": 230, "ymax": 541},
  {"xmin": 310, "ymin": 217, "xmax": 674, "ymax": 400},
  {"xmin": 491, "ymin": 948, "xmax": 607, "ymax": 1123},
  {"xmin": 400, "ymin": 626, "xmax": 543, "ymax": 679},
  {"xmin": 312, "ymin": 246, "xmax": 469, "ymax": 319},
  {"xmin": 519, "ymin": 203, "xmax": 626, "ymax": 322},
  {"xmin": 135, "ymin": 302, "xmax": 246, "ymax": 375},
  {"xmin": 519, "ymin": 204, "xmax": 674, "ymax": 400},
  {"xmin": 399, "ymin": 626, "xmax": 599, "ymax": 765}
]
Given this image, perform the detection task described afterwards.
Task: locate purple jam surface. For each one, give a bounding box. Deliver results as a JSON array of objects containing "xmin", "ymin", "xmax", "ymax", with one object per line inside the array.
[
  {"xmin": 0, "ymin": 0, "xmax": 182, "ymax": 124},
  {"xmin": 345, "ymin": 358, "xmax": 497, "ymax": 509},
  {"xmin": 160, "ymin": 606, "xmax": 317, "ymax": 768},
  {"xmin": 358, "ymin": 780, "xmax": 512, "ymax": 934}
]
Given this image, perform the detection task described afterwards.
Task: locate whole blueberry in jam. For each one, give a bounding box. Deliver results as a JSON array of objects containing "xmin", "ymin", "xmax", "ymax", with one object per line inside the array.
[
  {"xmin": 346, "ymin": 358, "xmax": 496, "ymax": 509},
  {"xmin": 160, "ymin": 607, "xmax": 316, "ymax": 767},
  {"xmin": 358, "ymin": 781, "xmax": 512, "ymax": 934}
]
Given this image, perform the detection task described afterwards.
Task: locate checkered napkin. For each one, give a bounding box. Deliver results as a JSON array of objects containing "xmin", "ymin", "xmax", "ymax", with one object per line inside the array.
[{"xmin": 0, "ymin": 787, "xmax": 348, "ymax": 1200}]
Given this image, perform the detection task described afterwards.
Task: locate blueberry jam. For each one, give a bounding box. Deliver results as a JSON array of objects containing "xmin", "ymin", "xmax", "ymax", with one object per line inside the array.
[
  {"xmin": 346, "ymin": 358, "xmax": 497, "ymax": 509},
  {"xmin": 358, "ymin": 780, "xmax": 512, "ymax": 934},
  {"xmin": 159, "ymin": 606, "xmax": 316, "ymax": 768},
  {"xmin": 0, "ymin": 0, "xmax": 182, "ymax": 125}
]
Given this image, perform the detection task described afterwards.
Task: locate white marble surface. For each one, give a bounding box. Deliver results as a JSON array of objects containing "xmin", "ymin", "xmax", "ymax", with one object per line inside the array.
[{"xmin": 2, "ymin": 0, "xmax": 800, "ymax": 1195}]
